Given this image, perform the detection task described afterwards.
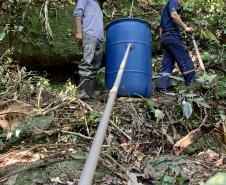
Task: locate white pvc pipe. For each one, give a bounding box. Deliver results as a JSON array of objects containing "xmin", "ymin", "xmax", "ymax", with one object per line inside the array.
[{"xmin": 78, "ymin": 43, "xmax": 132, "ymax": 185}]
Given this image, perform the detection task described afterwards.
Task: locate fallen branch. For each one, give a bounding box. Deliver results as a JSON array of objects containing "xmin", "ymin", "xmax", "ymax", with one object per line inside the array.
[
  {"xmin": 173, "ymin": 125, "xmax": 214, "ymax": 155},
  {"xmin": 37, "ymin": 86, "xmax": 43, "ymax": 108},
  {"xmin": 42, "ymin": 99, "xmax": 77, "ymax": 115},
  {"xmin": 173, "ymin": 121, "xmax": 224, "ymax": 155},
  {"xmin": 42, "ymin": 98, "xmax": 93, "ymax": 116}
]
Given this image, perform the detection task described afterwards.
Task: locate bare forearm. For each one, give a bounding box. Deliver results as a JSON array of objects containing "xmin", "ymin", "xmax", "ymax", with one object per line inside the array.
[
  {"xmin": 160, "ymin": 28, "xmax": 162, "ymax": 37},
  {"xmin": 171, "ymin": 12, "xmax": 187, "ymax": 30},
  {"xmin": 75, "ymin": 17, "xmax": 82, "ymax": 33}
]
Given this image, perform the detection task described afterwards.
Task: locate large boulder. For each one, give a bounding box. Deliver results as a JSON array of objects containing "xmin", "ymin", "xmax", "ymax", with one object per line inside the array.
[{"xmin": 0, "ymin": 2, "xmax": 81, "ymax": 67}]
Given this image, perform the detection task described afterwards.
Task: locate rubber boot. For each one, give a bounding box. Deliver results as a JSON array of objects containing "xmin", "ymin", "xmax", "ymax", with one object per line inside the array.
[
  {"xmin": 86, "ymin": 79, "xmax": 101, "ymax": 101},
  {"xmin": 77, "ymin": 77, "xmax": 90, "ymax": 100}
]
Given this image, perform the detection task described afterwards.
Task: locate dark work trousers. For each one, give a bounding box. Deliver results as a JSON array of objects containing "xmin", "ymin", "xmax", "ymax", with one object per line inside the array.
[{"xmin": 156, "ymin": 33, "xmax": 196, "ymax": 91}]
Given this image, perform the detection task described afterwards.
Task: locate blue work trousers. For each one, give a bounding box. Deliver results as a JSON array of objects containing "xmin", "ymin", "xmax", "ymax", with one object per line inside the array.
[{"xmin": 156, "ymin": 33, "xmax": 196, "ymax": 91}]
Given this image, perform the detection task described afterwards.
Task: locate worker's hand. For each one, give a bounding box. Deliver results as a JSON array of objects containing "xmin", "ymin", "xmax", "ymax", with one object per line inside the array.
[
  {"xmin": 76, "ymin": 32, "xmax": 83, "ymax": 45},
  {"xmin": 185, "ymin": 26, "xmax": 194, "ymax": 33}
]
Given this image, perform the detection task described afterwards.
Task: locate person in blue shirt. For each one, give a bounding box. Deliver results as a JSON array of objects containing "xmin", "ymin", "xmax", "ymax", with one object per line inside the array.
[
  {"xmin": 156, "ymin": 0, "xmax": 196, "ymax": 93},
  {"xmin": 73, "ymin": 0, "xmax": 106, "ymax": 99}
]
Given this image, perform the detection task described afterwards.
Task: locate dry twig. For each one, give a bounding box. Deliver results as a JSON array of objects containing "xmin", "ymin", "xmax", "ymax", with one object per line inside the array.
[{"xmin": 60, "ymin": 130, "xmax": 93, "ymax": 140}]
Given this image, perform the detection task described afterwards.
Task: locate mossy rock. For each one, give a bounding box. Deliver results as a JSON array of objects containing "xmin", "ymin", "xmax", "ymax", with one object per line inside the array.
[
  {"xmin": 3, "ymin": 159, "xmax": 106, "ymax": 185},
  {"xmin": 0, "ymin": 0, "xmax": 161, "ymax": 67},
  {"xmin": 1, "ymin": 3, "xmax": 82, "ymax": 67}
]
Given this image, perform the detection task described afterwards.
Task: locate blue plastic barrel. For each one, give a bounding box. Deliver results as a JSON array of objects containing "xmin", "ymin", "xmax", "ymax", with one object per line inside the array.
[{"xmin": 105, "ymin": 18, "xmax": 152, "ymax": 97}]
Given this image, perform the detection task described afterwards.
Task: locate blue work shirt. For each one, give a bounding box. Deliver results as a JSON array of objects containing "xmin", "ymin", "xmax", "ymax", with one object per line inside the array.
[
  {"xmin": 73, "ymin": 0, "xmax": 104, "ymax": 41},
  {"xmin": 160, "ymin": 0, "xmax": 181, "ymax": 35}
]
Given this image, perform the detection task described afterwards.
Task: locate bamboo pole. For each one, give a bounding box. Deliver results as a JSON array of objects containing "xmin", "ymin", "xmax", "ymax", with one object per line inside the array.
[{"xmin": 78, "ymin": 43, "xmax": 132, "ymax": 185}]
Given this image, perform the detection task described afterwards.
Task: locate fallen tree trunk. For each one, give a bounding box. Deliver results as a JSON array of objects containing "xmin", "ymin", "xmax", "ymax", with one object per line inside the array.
[{"xmin": 173, "ymin": 120, "xmax": 226, "ymax": 155}]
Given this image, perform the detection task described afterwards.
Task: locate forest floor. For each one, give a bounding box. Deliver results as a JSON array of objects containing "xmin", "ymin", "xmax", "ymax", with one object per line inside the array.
[{"xmin": 0, "ymin": 53, "xmax": 225, "ymax": 185}]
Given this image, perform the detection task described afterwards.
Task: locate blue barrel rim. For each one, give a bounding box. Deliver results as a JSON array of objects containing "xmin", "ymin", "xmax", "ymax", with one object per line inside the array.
[{"xmin": 106, "ymin": 17, "xmax": 151, "ymax": 29}]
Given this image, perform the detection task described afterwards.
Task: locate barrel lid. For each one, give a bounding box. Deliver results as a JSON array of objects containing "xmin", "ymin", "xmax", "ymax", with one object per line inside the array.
[{"xmin": 107, "ymin": 17, "xmax": 151, "ymax": 29}]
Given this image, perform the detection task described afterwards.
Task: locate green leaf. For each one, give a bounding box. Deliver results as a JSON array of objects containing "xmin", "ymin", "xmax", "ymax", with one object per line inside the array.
[
  {"xmin": 86, "ymin": 112, "xmax": 101, "ymax": 124},
  {"xmin": 170, "ymin": 75, "xmax": 184, "ymax": 82},
  {"xmin": 169, "ymin": 163, "xmax": 181, "ymax": 175},
  {"xmin": 128, "ymin": 172, "xmax": 143, "ymax": 185},
  {"xmin": 179, "ymin": 90, "xmax": 186, "ymax": 94},
  {"xmin": 7, "ymin": 132, "xmax": 13, "ymax": 140},
  {"xmin": 198, "ymin": 73, "xmax": 217, "ymax": 84},
  {"xmin": 31, "ymin": 116, "xmax": 53, "ymax": 129},
  {"xmin": 191, "ymin": 98, "xmax": 204, "ymax": 102},
  {"xmin": 0, "ymin": 32, "xmax": 6, "ymax": 41},
  {"xmin": 11, "ymin": 116, "xmax": 53, "ymax": 137},
  {"xmin": 146, "ymin": 99, "xmax": 156, "ymax": 112},
  {"xmin": 205, "ymin": 172, "xmax": 226, "ymax": 185},
  {"xmin": 203, "ymin": 52, "xmax": 210, "ymax": 61},
  {"xmin": 0, "ymin": 140, "xmax": 5, "ymax": 149},
  {"xmin": 163, "ymin": 175, "xmax": 175, "ymax": 183},
  {"xmin": 184, "ymin": 93, "xmax": 198, "ymax": 98},
  {"xmin": 197, "ymin": 101, "xmax": 211, "ymax": 109},
  {"xmin": 18, "ymin": 26, "xmax": 24, "ymax": 32},
  {"xmin": 70, "ymin": 154, "xmax": 86, "ymax": 160},
  {"xmin": 176, "ymin": 176, "xmax": 189, "ymax": 184},
  {"xmin": 155, "ymin": 109, "xmax": 165, "ymax": 122},
  {"xmin": 15, "ymin": 129, "xmax": 21, "ymax": 138},
  {"xmin": 220, "ymin": 114, "xmax": 226, "ymax": 121}
]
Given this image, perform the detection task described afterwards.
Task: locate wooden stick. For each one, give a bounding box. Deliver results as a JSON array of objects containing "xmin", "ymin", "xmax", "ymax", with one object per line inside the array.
[
  {"xmin": 60, "ymin": 130, "xmax": 93, "ymax": 140},
  {"xmin": 110, "ymin": 120, "xmax": 132, "ymax": 140},
  {"xmin": 173, "ymin": 124, "xmax": 215, "ymax": 155},
  {"xmin": 192, "ymin": 38, "xmax": 206, "ymax": 72}
]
